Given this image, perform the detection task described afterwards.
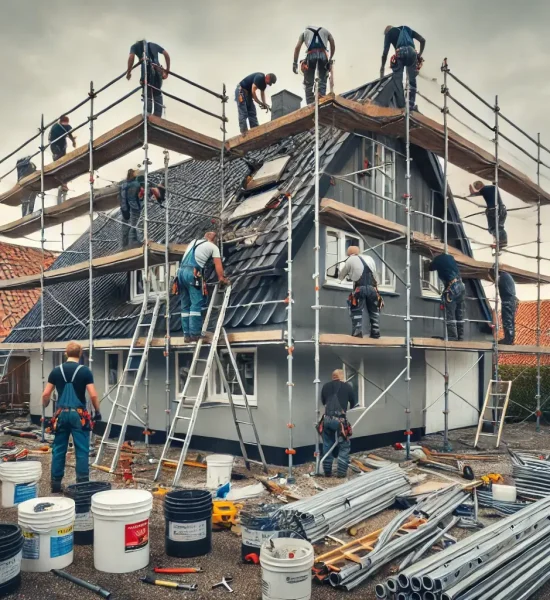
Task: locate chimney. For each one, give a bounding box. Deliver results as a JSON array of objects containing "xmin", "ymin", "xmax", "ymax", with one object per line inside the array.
[{"xmin": 271, "ymin": 90, "xmax": 302, "ymax": 121}]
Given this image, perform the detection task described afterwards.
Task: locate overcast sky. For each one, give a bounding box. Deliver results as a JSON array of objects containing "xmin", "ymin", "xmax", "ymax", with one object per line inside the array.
[{"xmin": 1, "ymin": 0, "xmax": 549, "ymax": 300}]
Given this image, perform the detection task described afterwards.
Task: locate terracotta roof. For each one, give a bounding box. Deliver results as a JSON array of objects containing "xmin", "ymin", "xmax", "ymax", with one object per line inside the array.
[
  {"xmin": 0, "ymin": 242, "xmax": 57, "ymax": 339},
  {"xmin": 499, "ymin": 300, "xmax": 550, "ymax": 366}
]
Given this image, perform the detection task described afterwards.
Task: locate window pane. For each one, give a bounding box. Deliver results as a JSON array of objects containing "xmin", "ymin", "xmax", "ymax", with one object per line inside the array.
[
  {"xmin": 107, "ymin": 354, "xmax": 119, "ymax": 386},
  {"xmin": 345, "ymin": 236, "xmax": 360, "ymax": 251},
  {"xmin": 178, "ymin": 354, "xmax": 193, "ymax": 395},
  {"xmin": 326, "ymin": 231, "xmax": 339, "ymax": 278},
  {"xmin": 218, "ymin": 352, "xmax": 255, "ymax": 397}
]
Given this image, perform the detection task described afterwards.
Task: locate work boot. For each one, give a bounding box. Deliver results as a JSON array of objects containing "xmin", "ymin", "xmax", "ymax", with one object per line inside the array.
[
  {"xmin": 370, "ymin": 332, "xmax": 381, "ymax": 339},
  {"xmin": 498, "ymin": 338, "xmax": 513, "ymax": 345},
  {"xmin": 352, "ymin": 331, "xmax": 363, "ymax": 339},
  {"xmin": 51, "ymin": 480, "xmax": 62, "ymax": 494},
  {"xmin": 184, "ymin": 336, "xmax": 192, "ymax": 344}
]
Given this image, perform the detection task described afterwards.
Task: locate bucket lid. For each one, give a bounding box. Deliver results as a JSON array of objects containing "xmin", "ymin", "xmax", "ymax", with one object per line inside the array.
[
  {"xmin": 0, "ymin": 461, "xmax": 42, "ymax": 472},
  {"xmin": 65, "ymin": 481, "xmax": 111, "ymax": 498},
  {"xmin": 205, "ymin": 454, "xmax": 234, "ymax": 465},
  {"xmin": 18, "ymin": 497, "xmax": 75, "ymax": 521},
  {"xmin": 92, "ymin": 489, "xmax": 152, "ymax": 510}
]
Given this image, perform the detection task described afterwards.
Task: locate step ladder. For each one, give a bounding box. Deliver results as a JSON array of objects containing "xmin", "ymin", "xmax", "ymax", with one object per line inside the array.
[
  {"xmin": 474, "ymin": 379, "xmax": 512, "ymax": 448},
  {"xmin": 93, "ymin": 295, "xmax": 162, "ymax": 472},
  {"xmin": 154, "ymin": 285, "xmax": 268, "ymax": 486}
]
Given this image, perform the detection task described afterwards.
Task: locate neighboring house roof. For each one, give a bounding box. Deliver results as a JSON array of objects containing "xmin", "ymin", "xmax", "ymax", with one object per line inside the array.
[
  {"xmin": 5, "ymin": 75, "xmax": 485, "ymax": 344},
  {"xmin": 0, "ymin": 242, "xmax": 57, "ymax": 340},
  {"xmin": 499, "ymin": 300, "xmax": 550, "ymax": 366}
]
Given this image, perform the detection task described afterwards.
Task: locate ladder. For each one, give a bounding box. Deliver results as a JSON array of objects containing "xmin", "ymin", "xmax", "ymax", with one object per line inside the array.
[
  {"xmin": 93, "ymin": 294, "xmax": 162, "ymax": 472},
  {"xmin": 474, "ymin": 379, "xmax": 512, "ymax": 448},
  {"xmin": 0, "ymin": 350, "xmax": 13, "ymax": 410},
  {"xmin": 154, "ymin": 285, "xmax": 268, "ymax": 486}
]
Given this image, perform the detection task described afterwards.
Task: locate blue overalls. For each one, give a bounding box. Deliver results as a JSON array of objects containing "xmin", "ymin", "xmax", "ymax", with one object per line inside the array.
[
  {"xmin": 178, "ymin": 240, "xmax": 207, "ymax": 338},
  {"xmin": 391, "ymin": 26, "xmax": 418, "ymax": 110}
]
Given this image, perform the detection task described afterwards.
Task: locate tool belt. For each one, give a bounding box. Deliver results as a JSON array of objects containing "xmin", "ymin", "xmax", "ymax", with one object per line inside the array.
[
  {"xmin": 51, "ymin": 407, "xmax": 93, "ymax": 433},
  {"xmin": 348, "ymin": 286, "xmax": 384, "ymax": 310},
  {"xmin": 301, "ymin": 49, "xmax": 329, "ymax": 73},
  {"xmin": 238, "ymin": 86, "xmax": 248, "ymax": 103},
  {"xmin": 317, "ymin": 414, "xmax": 352, "ymax": 440}
]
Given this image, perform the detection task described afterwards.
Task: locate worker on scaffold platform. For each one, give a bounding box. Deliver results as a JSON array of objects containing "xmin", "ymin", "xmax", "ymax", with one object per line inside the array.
[
  {"xmin": 429, "ymin": 253, "xmax": 466, "ymax": 341},
  {"xmin": 469, "ymin": 180, "xmax": 508, "ymax": 250}
]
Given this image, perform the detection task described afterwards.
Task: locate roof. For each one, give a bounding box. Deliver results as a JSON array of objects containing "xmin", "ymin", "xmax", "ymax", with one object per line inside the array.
[
  {"xmin": 499, "ymin": 300, "xmax": 550, "ymax": 366},
  {"xmin": 0, "ymin": 242, "xmax": 57, "ymax": 339}
]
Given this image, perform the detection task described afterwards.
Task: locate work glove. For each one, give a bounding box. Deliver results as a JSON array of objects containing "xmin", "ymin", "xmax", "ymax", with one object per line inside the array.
[
  {"xmin": 292, "ymin": 62, "xmax": 298, "ymax": 75},
  {"xmin": 94, "ymin": 412, "xmax": 102, "ymax": 422}
]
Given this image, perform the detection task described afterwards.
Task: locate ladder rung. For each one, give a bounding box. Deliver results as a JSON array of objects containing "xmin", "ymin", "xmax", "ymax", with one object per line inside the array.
[
  {"xmin": 129, "ymin": 353, "xmax": 144, "ymax": 358},
  {"xmin": 176, "ymin": 416, "xmax": 192, "ymax": 421},
  {"xmin": 235, "ymin": 420, "xmax": 252, "ymax": 426},
  {"xmin": 486, "ymin": 406, "xmax": 504, "ymax": 410},
  {"xmin": 478, "ymin": 433, "xmax": 497, "ymax": 437},
  {"xmin": 101, "ymin": 441, "xmax": 121, "ymax": 448},
  {"xmin": 490, "ymin": 393, "xmax": 508, "ymax": 396},
  {"xmin": 120, "ymin": 384, "xmax": 134, "ymax": 387},
  {"xmin": 138, "ymin": 323, "xmax": 152, "ymax": 328}
]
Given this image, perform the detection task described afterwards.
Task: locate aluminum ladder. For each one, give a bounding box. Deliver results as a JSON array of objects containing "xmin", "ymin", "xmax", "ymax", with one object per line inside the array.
[
  {"xmin": 474, "ymin": 379, "xmax": 512, "ymax": 448},
  {"xmin": 154, "ymin": 285, "xmax": 268, "ymax": 486},
  {"xmin": 93, "ymin": 295, "xmax": 162, "ymax": 472}
]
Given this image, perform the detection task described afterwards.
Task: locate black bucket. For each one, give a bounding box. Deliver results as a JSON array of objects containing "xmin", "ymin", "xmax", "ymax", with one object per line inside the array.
[
  {"xmin": 65, "ymin": 482, "xmax": 111, "ymax": 545},
  {"xmin": 240, "ymin": 505, "xmax": 280, "ymax": 562},
  {"xmin": 0, "ymin": 524, "xmax": 24, "ymax": 597},
  {"xmin": 164, "ymin": 489, "xmax": 213, "ymax": 558}
]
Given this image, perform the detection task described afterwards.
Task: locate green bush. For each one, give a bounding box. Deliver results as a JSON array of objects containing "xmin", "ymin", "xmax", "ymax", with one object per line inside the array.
[{"xmin": 498, "ymin": 365, "xmax": 550, "ymax": 420}]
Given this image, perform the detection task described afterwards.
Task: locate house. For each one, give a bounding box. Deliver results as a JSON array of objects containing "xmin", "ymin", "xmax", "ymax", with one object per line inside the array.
[{"xmin": 4, "ymin": 75, "xmax": 536, "ymax": 464}]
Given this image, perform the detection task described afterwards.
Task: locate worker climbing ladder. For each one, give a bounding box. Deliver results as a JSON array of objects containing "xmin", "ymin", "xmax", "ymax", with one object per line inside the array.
[
  {"xmin": 93, "ymin": 294, "xmax": 162, "ymax": 472},
  {"xmin": 155, "ymin": 285, "xmax": 267, "ymax": 486},
  {"xmin": 474, "ymin": 379, "xmax": 512, "ymax": 448}
]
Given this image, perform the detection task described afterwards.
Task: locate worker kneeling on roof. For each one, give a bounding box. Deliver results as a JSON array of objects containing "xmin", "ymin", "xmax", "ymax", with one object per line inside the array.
[
  {"xmin": 339, "ymin": 246, "xmax": 383, "ymax": 339},
  {"xmin": 235, "ymin": 72, "xmax": 277, "ymax": 134},
  {"xmin": 177, "ymin": 226, "xmax": 230, "ymax": 343},
  {"xmin": 429, "ymin": 253, "xmax": 466, "ymax": 341},
  {"xmin": 469, "ymin": 180, "xmax": 508, "ymax": 250},
  {"xmin": 42, "ymin": 342, "xmax": 101, "ymax": 494},
  {"xmin": 489, "ymin": 266, "xmax": 518, "ymax": 345}
]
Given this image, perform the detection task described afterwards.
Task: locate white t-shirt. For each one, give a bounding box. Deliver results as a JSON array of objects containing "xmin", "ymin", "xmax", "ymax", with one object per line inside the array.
[
  {"xmin": 339, "ymin": 254, "xmax": 377, "ymax": 283},
  {"xmin": 183, "ymin": 239, "xmax": 221, "ymax": 268},
  {"xmin": 303, "ymin": 26, "xmax": 331, "ymax": 51}
]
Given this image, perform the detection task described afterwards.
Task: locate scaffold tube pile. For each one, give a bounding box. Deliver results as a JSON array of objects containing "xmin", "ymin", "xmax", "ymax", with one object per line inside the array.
[{"xmin": 510, "ymin": 450, "xmax": 550, "ymax": 498}]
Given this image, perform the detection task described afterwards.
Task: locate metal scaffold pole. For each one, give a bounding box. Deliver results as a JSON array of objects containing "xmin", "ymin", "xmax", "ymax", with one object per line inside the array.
[
  {"xmin": 143, "ymin": 39, "xmax": 151, "ymax": 450},
  {"xmin": 536, "ymin": 132, "xmax": 542, "ymax": 431},
  {"xmin": 404, "ymin": 76, "xmax": 412, "ymax": 459},
  {"xmin": 39, "ymin": 114, "xmax": 46, "ymax": 442},
  {"xmin": 163, "ymin": 149, "xmax": 170, "ymax": 435},
  {"xmin": 88, "ymin": 81, "xmax": 95, "ymax": 374},
  {"xmin": 220, "ymin": 83, "xmax": 227, "ymax": 246},
  {"xmin": 286, "ymin": 193, "xmax": 295, "ymax": 481},
  {"xmin": 493, "ymin": 95, "xmax": 500, "ymax": 382},
  {"xmin": 313, "ymin": 65, "xmax": 321, "ymax": 474}
]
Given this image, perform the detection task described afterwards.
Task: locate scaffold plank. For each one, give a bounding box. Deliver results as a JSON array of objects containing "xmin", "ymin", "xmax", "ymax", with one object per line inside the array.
[
  {"xmin": 412, "ymin": 338, "xmax": 493, "ymax": 351},
  {"xmin": 320, "ymin": 334, "xmax": 406, "ymax": 347}
]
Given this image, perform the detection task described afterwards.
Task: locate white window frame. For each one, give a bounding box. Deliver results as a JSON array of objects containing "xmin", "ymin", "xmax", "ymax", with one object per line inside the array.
[
  {"xmin": 420, "ymin": 256, "xmax": 442, "ymax": 298},
  {"xmin": 175, "ymin": 350, "xmax": 195, "ymax": 397},
  {"xmin": 130, "ymin": 262, "xmax": 178, "ymax": 303},
  {"xmin": 105, "ymin": 351, "xmax": 123, "ymax": 395},
  {"xmin": 344, "ymin": 360, "xmax": 365, "ymax": 409},
  {"xmin": 210, "ymin": 348, "xmax": 258, "ymax": 407}
]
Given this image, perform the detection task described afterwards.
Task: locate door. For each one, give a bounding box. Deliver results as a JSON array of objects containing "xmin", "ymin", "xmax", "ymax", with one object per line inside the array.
[
  {"xmin": 425, "ymin": 350, "xmax": 480, "ymax": 434},
  {"xmin": 7, "ymin": 356, "xmax": 30, "ymax": 410}
]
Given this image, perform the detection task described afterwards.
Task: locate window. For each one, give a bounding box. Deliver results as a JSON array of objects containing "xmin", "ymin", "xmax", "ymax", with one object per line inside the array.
[
  {"xmin": 105, "ymin": 351, "xmax": 123, "ymax": 393},
  {"xmin": 175, "ymin": 351, "xmax": 194, "ymax": 397},
  {"xmin": 420, "ymin": 256, "xmax": 443, "ymax": 298},
  {"xmin": 211, "ymin": 349, "xmax": 257, "ymax": 406},
  {"xmin": 131, "ymin": 262, "xmax": 178, "ymax": 302},
  {"xmin": 344, "ymin": 361, "xmax": 364, "ymax": 409}
]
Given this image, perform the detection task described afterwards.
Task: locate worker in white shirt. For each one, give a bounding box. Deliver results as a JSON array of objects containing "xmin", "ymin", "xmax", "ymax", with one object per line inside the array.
[{"xmin": 338, "ymin": 246, "xmax": 383, "ymax": 338}]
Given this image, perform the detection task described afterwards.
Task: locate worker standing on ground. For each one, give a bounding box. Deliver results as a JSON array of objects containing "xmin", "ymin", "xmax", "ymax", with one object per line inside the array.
[
  {"xmin": 177, "ymin": 229, "xmax": 230, "ymax": 343},
  {"xmin": 380, "ymin": 25, "xmax": 425, "ymax": 111},
  {"xmin": 489, "ymin": 267, "xmax": 518, "ymax": 345},
  {"xmin": 292, "ymin": 26, "xmax": 335, "ymax": 105},
  {"xmin": 339, "ymin": 246, "xmax": 382, "ymax": 338},
  {"xmin": 469, "ymin": 180, "xmax": 508, "ymax": 249},
  {"xmin": 319, "ymin": 369, "xmax": 357, "ymax": 478},
  {"xmin": 127, "ymin": 40, "xmax": 170, "ymax": 118},
  {"xmin": 49, "ymin": 115, "xmax": 77, "ymax": 204},
  {"xmin": 235, "ymin": 73, "xmax": 277, "ymax": 134},
  {"xmin": 41, "ymin": 342, "xmax": 101, "ymax": 493},
  {"xmin": 16, "ymin": 157, "xmax": 37, "ymax": 217},
  {"xmin": 429, "ymin": 253, "xmax": 466, "ymax": 341}
]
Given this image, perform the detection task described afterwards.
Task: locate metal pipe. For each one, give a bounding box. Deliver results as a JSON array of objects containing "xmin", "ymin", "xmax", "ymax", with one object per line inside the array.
[
  {"xmin": 286, "ymin": 193, "xmax": 294, "ymax": 480},
  {"xmin": 142, "ymin": 39, "xmax": 150, "ymax": 450},
  {"xmin": 442, "ymin": 58, "xmax": 450, "ymax": 451},
  {"xmin": 536, "ymin": 132, "xmax": 542, "ymax": 432},
  {"xmin": 493, "ymin": 95, "xmax": 500, "ymax": 382},
  {"xmin": 404, "ymin": 73, "xmax": 412, "ymax": 458},
  {"xmin": 163, "ymin": 149, "xmax": 170, "ymax": 436},
  {"xmin": 164, "ymin": 69, "xmax": 226, "ymax": 100},
  {"xmin": 147, "ymin": 84, "xmax": 226, "ymax": 122},
  {"xmin": 52, "ymin": 569, "xmax": 111, "ymax": 599},
  {"xmin": 39, "ymin": 114, "xmax": 46, "ymax": 442},
  {"xmin": 330, "ymin": 174, "xmax": 404, "ymax": 209},
  {"xmin": 446, "ymin": 70, "xmax": 494, "ymax": 111},
  {"xmin": 88, "ymin": 81, "xmax": 95, "ymax": 388},
  {"xmin": 313, "ymin": 64, "xmax": 321, "ymax": 475}
]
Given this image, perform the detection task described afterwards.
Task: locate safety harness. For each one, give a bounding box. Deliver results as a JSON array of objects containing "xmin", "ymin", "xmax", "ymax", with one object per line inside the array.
[
  {"xmin": 347, "ymin": 257, "xmax": 384, "ymax": 311},
  {"xmin": 317, "ymin": 382, "xmax": 353, "ymax": 441},
  {"xmin": 301, "ymin": 27, "xmax": 329, "ymax": 73},
  {"xmin": 50, "ymin": 364, "xmax": 93, "ymax": 433},
  {"xmin": 173, "ymin": 240, "xmax": 208, "ymax": 296}
]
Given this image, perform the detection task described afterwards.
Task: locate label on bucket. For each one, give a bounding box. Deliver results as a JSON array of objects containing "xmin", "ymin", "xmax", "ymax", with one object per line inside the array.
[
  {"xmin": 168, "ymin": 520, "xmax": 207, "ymax": 542},
  {"xmin": 242, "ymin": 527, "xmax": 276, "ymax": 548},
  {"xmin": 14, "ymin": 482, "xmax": 37, "ymax": 504},
  {"xmin": 0, "ymin": 551, "xmax": 22, "ymax": 585},
  {"xmin": 50, "ymin": 526, "xmax": 74, "ymax": 558},
  {"xmin": 125, "ymin": 519, "xmax": 149, "ymax": 553},
  {"xmin": 22, "ymin": 531, "xmax": 39, "ymax": 560},
  {"xmin": 74, "ymin": 511, "xmax": 94, "ymax": 532}
]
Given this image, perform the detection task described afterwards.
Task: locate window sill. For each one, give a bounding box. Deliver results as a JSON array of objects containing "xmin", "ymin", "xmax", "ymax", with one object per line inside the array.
[{"xmin": 421, "ymin": 294, "xmax": 442, "ymax": 302}]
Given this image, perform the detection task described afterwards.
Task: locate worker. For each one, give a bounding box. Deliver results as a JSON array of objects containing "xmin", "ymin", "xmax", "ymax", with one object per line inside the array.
[
  {"xmin": 469, "ymin": 180, "xmax": 508, "ymax": 249},
  {"xmin": 489, "ymin": 267, "xmax": 518, "ymax": 345},
  {"xmin": 127, "ymin": 40, "xmax": 170, "ymax": 118},
  {"xmin": 119, "ymin": 169, "xmax": 165, "ymax": 249},
  {"xmin": 236, "ymin": 73, "xmax": 277, "ymax": 134},
  {"xmin": 339, "ymin": 246, "xmax": 382, "ymax": 338},
  {"xmin": 16, "ymin": 156, "xmax": 37, "ymax": 217},
  {"xmin": 41, "ymin": 341, "xmax": 101, "ymax": 493},
  {"xmin": 49, "ymin": 115, "xmax": 77, "ymax": 205},
  {"xmin": 429, "ymin": 253, "xmax": 466, "ymax": 341},
  {"xmin": 292, "ymin": 26, "xmax": 335, "ymax": 105},
  {"xmin": 380, "ymin": 25, "xmax": 425, "ymax": 112},
  {"xmin": 177, "ymin": 229, "xmax": 230, "ymax": 343},
  {"xmin": 319, "ymin": 369, "xmax": 357, "ymax": 478}
]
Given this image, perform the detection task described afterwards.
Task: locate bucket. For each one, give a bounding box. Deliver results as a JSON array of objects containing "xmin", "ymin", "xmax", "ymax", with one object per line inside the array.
[
  {"xmin": 18, "ymin": 497, "xmax": 75, "ymax": 572},
  {"xmin": 92, "ymin": 489, "xmax": 153, "ymax": 573},
  {"xmin": 240, "ymin": 505, "xmax": 280, "ymax": 562},
  {"xmin": 206, "ymin": 454, "xmax": 234, "ymax": 489},
  {"xmin": 164, "ymin": 489, "xmax": 212, "ymax": 558},
  {"xmin": 0, "ymin": 461, "xmax": 42, "ymax": 508},
  {"xmin": 65, "ymin": 482, "xmax": 111, "ymax": 545},
  {"xmin": 0, "ymin": 524, "xmax": 24, "ymax": 597},
  {"xmin": 492, "ymin": 484, "xmax": 517, "ymax": 503},
  {"xmin": 260, "ymin": 537, "xmax": 314, "ymax": 600}
]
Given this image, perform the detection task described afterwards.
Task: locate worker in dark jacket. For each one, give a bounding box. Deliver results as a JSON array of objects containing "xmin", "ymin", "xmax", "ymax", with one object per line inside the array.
[
  {"xmin": 235, "ymin": 73, "xmax": 277, "ymax": 134},
  {"xmin": 429, "ymin": 253, "xmax": 466, "ymax": 341},
  {"xmin": 469, "ymin": 180, "xmax": 508, "ymax": 249},
  {"xmin": 489, "ymin": 267, "xmax": 518, "ymax": 344},
  {"xmin": 319, "ymin": 369, "xmax": 357, "ymax": 478},
  {"xmin": 16, "ymin": 157, "xmax": 37, "ymax": 217},
  {"xmin": 293, "ymin": 26, "xmax": 335, "ymax": 104},
  {"xmin": 380, "ymin": 25, "xmax": 425, "ymax": 111},
  {"xmin": 49, "ymin": 116, "xmax": 77, "ymax": 205},
  {"xmin": 127, "ymin": 40, "xmax": 170, "ymax": 117}
]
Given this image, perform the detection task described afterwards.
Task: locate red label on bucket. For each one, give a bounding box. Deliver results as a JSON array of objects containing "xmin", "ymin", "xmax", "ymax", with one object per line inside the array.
[{"xmin": 124, "ymin": 519, "xmax": 149, "ymax": 553}]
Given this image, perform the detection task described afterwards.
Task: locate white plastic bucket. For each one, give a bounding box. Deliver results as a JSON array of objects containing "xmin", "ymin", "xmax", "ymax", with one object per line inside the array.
[
  {"xmin": 260, "ymin": 537, "xmax": 314, "ymax": 600},
  {"xmin": 0, "ymin": 462, "xmax": 42, "ymax": 508},
  {"xmin": 92, "ymin": 489, "xmax": 153, "ymax": 573},
  {"xmin": 18, "ymin": 496, "xmax": 75, "ymax": 572},
  {"xmin": 206, "ymin": 454, "xmax": 234, "ymax": 489},
  {"xmin": 492, "ymin": 484, "xmax": 517, "ymax": 502}
]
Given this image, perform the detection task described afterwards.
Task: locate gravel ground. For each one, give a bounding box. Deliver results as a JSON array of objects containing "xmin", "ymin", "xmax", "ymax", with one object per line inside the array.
[{"xmin": 2, "ymin": 422, "xmax": 550, "ymax": 599}]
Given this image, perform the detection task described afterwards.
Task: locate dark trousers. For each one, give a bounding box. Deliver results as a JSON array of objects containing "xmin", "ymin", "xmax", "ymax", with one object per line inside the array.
[
  {"xmin": 443, "ymin": 280, "xmax": 466, "ymax": 340},
  {"xmin": 322, "ymin": 416, "xmax": 350, "ymax": 477},
  {"xmin": 486, "ymin": 205, "xmax": 508, "ymax": 247},
  {"xmin": 142, "ymin": 82, "xmax": 163, "ymax": 117},
  {"xmin": 391, "ymin": 46, "xmax": 418, "ymax": 111},
  {"xmin": 51, "ymin": 410, "xmax": 90, "ymax": 484},
  {"xmin": 235, "ymin": 86, "xmax": 259, "ymax": 133},
  {"xmin": 350, "ymin": 285, "xmax": 380, "ymax": 338},
  {"xmin": 121, "ymin": 208, "xmax": 143, "ymax": 248},
  {"xmin": 22, "ymin": 192, "xmax": 36, "ymax": 217},
  {"xmin": 303, "ymin": 51, "xmax": 329, "ymax": 104},
  {"xmin": 501, "ymin": 297, "xmax": 518, "ymax": 343}
]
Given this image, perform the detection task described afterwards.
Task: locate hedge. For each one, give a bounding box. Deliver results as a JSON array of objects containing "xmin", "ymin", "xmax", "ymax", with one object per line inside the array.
[{"xmin": 498, "ymin": 365, "xmax": 550, "ymax": 420}]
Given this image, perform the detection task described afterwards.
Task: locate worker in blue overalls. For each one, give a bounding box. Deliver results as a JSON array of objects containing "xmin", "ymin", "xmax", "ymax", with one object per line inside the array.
[{"xmin": 177, "ymin": 230, "xmax": 229, "ymax": 343}]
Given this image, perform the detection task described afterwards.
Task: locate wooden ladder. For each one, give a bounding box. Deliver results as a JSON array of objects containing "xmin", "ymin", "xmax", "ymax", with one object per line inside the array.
[{"xmin": 474, "ymin": 379, "xmax": 512, "ymax": 448}]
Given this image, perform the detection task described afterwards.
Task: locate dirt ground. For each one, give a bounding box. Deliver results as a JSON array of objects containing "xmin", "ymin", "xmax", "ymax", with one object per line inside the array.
[{"xmin": 3, "ymin": 422, "xmax": 550, "ymax": 599}]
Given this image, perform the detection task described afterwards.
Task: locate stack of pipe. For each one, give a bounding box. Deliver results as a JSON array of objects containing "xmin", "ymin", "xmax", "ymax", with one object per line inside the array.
[
  {"xmin": 510, "ymin": 450, "xmax": 550, "ymax": 498},
  {"xmin": 277, "ymin": 465, "xmax": 410, "ymax": 542},
  {"xmin": 381, "ymin": 495, "xmax": 550, "ymax": 600}
]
